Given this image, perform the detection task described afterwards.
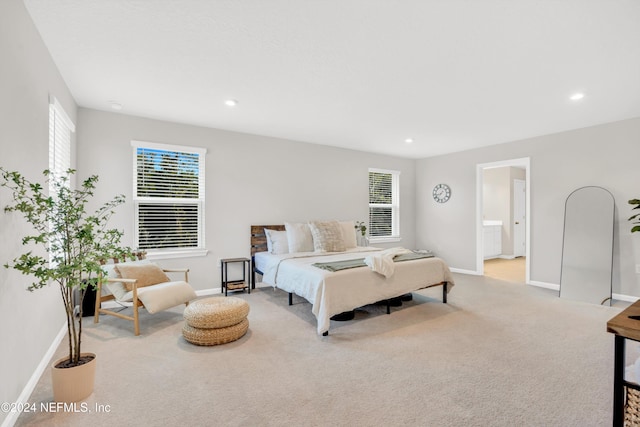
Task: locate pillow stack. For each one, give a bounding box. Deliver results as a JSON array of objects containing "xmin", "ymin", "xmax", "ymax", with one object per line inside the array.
[{"xmin": 264, "ymin": 220, "xmax": 359, "ymax": 254}]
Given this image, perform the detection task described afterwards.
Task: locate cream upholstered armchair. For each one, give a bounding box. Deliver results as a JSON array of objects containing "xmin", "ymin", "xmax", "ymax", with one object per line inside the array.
[{"xmin": 94, "ymin": 260, "xmax": 197, "ymax": 335}]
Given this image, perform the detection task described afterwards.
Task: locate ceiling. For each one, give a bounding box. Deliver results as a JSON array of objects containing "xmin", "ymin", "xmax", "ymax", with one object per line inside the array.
[{"xmin": 23, "ymin": 0, "xmax": 640, "ymax": 159}]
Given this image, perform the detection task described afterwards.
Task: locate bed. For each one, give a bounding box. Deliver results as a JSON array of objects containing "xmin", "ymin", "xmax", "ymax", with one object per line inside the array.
[{"xmin": 250, "ymin": 223, "xmax": 455, "ymax": 335}]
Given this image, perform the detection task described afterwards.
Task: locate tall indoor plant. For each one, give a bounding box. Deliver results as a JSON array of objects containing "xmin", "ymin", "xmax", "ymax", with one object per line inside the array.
[
  {"xmin": 629, "ymin": 199, "xmax": 640, "ymax": 233},
  {"xmin": 1, "ymin": 167, "xmax": 131, "ymax": 401}
]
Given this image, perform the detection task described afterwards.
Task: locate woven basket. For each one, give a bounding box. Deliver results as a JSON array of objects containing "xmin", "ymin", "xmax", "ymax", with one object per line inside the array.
[
  {"xmin": 625, "ymin": 386, "xmax": 640, "ymax": 426},
  {"xmin": 182, "ymin": 318, "xmax": 249, "ymax": 346},
  {"xmin": 184, "ymin": 297, "xmax": 249, "ymax": 329}
]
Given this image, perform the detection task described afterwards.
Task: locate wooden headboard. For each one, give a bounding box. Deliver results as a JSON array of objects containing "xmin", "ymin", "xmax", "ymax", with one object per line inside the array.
[{"xmin": 251, "ymin": 225, "xmax": 285, "ymax": 256}]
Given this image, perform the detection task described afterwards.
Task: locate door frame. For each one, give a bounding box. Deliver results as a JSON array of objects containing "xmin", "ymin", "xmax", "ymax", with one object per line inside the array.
[
  {"xmin": 513, "ymin": 178, "xmax": 526, "ymax": 257},
  {"xmin": 476, "ymin": 157, "xmax": 531, "ymax": 283}
]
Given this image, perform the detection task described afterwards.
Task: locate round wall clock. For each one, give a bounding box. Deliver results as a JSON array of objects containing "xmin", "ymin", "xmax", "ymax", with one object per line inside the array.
[{"xmin": 433, "ymin": 184, "xmax": 451, "ymax": 203}]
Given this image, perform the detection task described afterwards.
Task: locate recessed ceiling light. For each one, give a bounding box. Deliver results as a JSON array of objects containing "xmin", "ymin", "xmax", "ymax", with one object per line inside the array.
[
  {"xmin": 109, "ymin": 101, "xmax": 122, "ymax": 110},
  {"xmin": 570, "ymin": 93, "xmax": 585, "ymax": 101},
  {"xmin": 405, "ymin": 138, "xmax": 414, "ymax": 144},
  {"xmin": 225, "ymin": 99, "xmax": 238, "ymax": 107}
]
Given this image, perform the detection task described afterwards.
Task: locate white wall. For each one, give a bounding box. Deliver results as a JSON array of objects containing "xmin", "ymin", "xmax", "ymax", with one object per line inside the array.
[
  {"xmin": 0, "ymin": 0, "xmax": 77, "ymax": 424},
  {"xmin": 416, "ymin": 117, "xmax": 640, "ymax": 296},
  {"xmin": 76, "ymin": 108, "xmax": 417, "ymax": 291}
]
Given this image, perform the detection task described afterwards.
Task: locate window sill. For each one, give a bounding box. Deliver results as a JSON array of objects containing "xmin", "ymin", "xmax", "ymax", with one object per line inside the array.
[
  {"xmin": 368, "ymin": 236, "xmax": 402, "ymax": 244},
  {"xmin": 144, "ymin": 248, "xmax": 209, "ymax": 261}
]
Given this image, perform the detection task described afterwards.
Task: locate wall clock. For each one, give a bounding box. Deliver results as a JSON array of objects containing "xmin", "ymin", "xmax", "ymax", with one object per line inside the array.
[{"xmin": 433, "ymin": 183, "xmax": 451, "ymax": 203}]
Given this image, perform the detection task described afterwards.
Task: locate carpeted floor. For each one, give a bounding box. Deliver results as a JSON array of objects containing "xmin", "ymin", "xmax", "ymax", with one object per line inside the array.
[{"xmin": 17, "ymin": 273, "xmax": 628, "ymax": 426}]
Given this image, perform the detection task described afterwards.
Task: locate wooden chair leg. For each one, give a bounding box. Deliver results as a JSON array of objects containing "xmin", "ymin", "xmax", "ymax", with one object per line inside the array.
[
  {"xmin": 133, "ymin": 309, "xmax": 140, "ymax": 336},
  {"xmin": 133, "ymin": 287, "xmax": 140, "ymax": 336}
]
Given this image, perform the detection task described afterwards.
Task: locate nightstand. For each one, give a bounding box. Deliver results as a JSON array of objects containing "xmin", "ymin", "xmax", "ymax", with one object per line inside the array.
[{"xmin": 220, "ymin": 257, "xmax": 251, "ymax": 296}]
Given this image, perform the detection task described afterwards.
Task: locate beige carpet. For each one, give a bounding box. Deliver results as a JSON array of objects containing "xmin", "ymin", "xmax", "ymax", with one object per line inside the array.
[{"xmin": 17, "ymin": 274, "xmax": 626, "ymax": 426}]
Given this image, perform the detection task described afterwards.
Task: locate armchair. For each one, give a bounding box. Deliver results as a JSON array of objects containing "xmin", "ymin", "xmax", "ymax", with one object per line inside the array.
[{"xmin": 94, "ymin": 260, "xmax": 197, "ymax": 335}]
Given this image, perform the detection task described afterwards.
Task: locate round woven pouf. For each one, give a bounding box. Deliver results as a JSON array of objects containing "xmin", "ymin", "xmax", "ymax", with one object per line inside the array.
[
  {"xmin": 183, "ymin": 318, "xmax": 249, "ymax": 346},
  {"xmin": 182, "ymin": 297, "xmax": 250, "ymax": 346}
]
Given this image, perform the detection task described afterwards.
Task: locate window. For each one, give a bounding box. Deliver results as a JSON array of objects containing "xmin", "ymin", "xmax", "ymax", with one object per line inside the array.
[
  {"xmin": 132, "ymin": 141, "xmax": 207, "ymax": 257},
  {"xmin": 48, "ymin": 96, "xmax": 74, "ymax": 182},
  {"xmin": 48, "ymin": 97, "xmax": 75, "ymax": 265},
  {"xmin": 368, "ymin": 168, "xmax": 400, "ymax": 241}
]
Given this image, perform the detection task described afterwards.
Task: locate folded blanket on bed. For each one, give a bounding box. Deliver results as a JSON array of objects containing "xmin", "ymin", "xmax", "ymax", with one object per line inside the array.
[
  {"xmin": 312, "ymin": 258, "xmax": 367, "ymax": 271},
  {"xmin": 312, "ymin": 249, "xmax": 434, "ymax": 275},
  {"xmin": 364, "ymin": 247, "xmax": 412, "ymax": 278}
]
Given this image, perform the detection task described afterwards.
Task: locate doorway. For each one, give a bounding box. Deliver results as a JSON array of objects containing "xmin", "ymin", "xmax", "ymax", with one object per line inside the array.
[{"xmin": 476, "ymin": 158, "xmax": 530, "ymax": 283}]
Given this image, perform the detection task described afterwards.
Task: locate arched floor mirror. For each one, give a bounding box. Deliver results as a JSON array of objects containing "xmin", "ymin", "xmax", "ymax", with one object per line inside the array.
[{"xmin": 560, "ymin": 186, "xmax": 615, "ymax": 305}]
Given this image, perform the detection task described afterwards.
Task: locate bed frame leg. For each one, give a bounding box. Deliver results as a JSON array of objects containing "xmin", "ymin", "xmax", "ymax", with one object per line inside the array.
[
  {"xmin": 288, "ymin": 293, "xmax": 293, "ymax": 306},
  {"xmin": 251, "ymin": 257, "xmax": 256, "ymax": 289},
  {"xmin": 322, "ymin": 331, "xmax": 328, "ymax": 336},
  {"xmin": 442, "ymin": 282, "xmax": 448, "ymax": 304},
  {"xmin": 386, "ymin": 300, "xmax": 391, "ymax": 315}
]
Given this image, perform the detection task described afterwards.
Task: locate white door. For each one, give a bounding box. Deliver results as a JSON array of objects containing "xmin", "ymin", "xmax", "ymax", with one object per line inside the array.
[{"xmin": 513, "ymin": 179, "xmax": 526, "ymax": 257}]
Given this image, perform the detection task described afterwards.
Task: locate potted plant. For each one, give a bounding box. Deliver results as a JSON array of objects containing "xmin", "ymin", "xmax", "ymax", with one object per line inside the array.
[
  {"xmin": 354, "ymin": 221, "xmax": 368, "ymax": 246},
  {"xmin": 629, "ymin": 199, "xmax": 640, "ymax": 233},
  {"xmin": 1, "ymin": 168, "xmax": 131, "ymax": 402}
]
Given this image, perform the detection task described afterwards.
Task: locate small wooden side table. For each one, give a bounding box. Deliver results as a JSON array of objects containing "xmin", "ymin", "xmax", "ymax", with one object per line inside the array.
[
  {"xmin": 607, "ymin": 299, "xmax": 640, "ymax": 426},
  {"xmin": 220, "ymin": 257, "xmax": 251, "ymax": 297}
]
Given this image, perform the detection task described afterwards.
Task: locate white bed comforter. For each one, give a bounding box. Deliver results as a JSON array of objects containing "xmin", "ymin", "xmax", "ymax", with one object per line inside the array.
[{"xmin": 258, "ymin": 247, "xmax": 455, "ymax": 334}]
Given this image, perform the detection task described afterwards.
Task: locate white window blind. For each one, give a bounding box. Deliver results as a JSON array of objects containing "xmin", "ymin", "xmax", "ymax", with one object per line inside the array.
[
  {"xmin": 132, "ymin": 141, "xmax": 206, "ymax": 253},
  {"xmin": 368, "ymin": 168, "xmax": 400, "ymax": 239},
  {"xmin": 48, "ymin": 97, "xmax": 74, "ymax": 181}
]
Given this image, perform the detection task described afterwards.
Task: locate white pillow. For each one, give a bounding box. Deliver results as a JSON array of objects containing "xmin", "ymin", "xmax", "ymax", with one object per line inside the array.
[
  {"xmin": 285, "ymin": 222, "xmax": 314, "ymax": 253},
  {"xmin": 309, "ymin": 220, "xmax": 346, "ymax": 253},
  {"xmin": 264, "ymin": 228, "xmax": 289, "ymax": 254},
  {"xmin": 101, "ymin": 259, "xmax": 152, "ymax": 301},
  {"xmin": 136, "ymin": 281, "xmax": 197, "ymax": 314},
  {"xmin": 339, "ymin": 220, "xmax": 357, "ymax": 249}
]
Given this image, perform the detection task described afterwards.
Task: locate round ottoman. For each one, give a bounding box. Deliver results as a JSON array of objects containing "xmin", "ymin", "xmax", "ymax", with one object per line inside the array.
[{"xmin": 182, "ymin": 297, "xmax": 249, "ymax": 346}]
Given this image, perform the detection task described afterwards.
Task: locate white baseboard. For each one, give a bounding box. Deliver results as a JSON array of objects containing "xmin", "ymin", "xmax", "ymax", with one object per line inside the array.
[
  {"xmin": 498, "ymin": 255, "xmax": 517, "ymax": 260},
  {"xmin": 1, "ymin": 322, "xmax": 67, "ymax": 427},
  {"xmin": 528, "ymin": 280, "xmax": 560, "ymax": 291},
  {"xmin": 528, "ymin": 281, "xmax": 638, "ymax": 303},
  {"xmin": 612, "ymin": 293, "xmax": 639, "ymax": 303},
  {"xmin": 450, "ymin": 268, "xmax": 481, "ymax": 275},
  {"xmin": 196, "ymin": 288, "xmax": 221, "ymax": 297}
]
